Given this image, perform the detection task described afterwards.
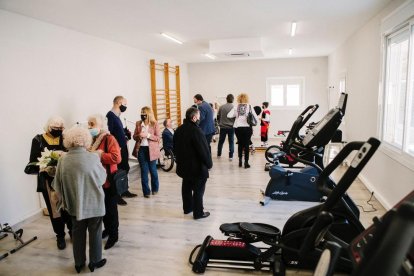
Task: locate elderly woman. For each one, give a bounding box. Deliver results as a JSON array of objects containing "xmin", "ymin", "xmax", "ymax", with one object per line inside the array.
[
  {"xmin": 24, "ymin": 116, "xmax": 72, "ymax": 250},
  {"xmin": 88, "ymin": 114, "xmax": 121, "ymax": 250},
  {"xmin": 227, "ymin": 93, "xmax": 258, "ymax": 168},
  {"xmin": 133, "ymin": 106, "xmax": 160, "ymax": 198},
  {"xmin": 52, "ymin": 127, "xmax": 107, "ymax": 273}
]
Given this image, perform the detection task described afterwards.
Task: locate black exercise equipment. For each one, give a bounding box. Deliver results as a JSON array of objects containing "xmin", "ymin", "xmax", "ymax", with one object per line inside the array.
[
  {"xmin": 261, "ymin": 93, "xmax": 348, "ymax": 204},
  {"xmin": 312, "ymin": 190, "xmax": 414, "ymax": 276},
  {"xmin": 264, "ymin": 103, "xmax": 320, "ymax": 170},
  {"xmin": 0, "ymin": 222, "xmax": 37, "ymax": 261},
  {"xmin": 265, "ymin": 92, "xmax": 347, "ymax": 171},
  {"xmin": 190, "ymin": 137, "xmax": 380, "ymax": 275}
]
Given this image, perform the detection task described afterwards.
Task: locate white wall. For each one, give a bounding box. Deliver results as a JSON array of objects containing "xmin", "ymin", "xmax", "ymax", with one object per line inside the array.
[
  {"xmin": 188, "ymin": 57, "xmax": 328, "ymax": 138},
  {"xmin": 0, "ymin": 10, "xmax": 189, "ymax": 225},
  {"xmin": 328, "ymin": 0, "xmax": 413, "ymax": 209}
]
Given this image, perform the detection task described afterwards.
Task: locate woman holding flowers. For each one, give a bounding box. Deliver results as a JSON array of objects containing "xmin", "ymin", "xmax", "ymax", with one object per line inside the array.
[{"xmin": 24, "ymin": 116, "xmax": 72, "ymax": 250}]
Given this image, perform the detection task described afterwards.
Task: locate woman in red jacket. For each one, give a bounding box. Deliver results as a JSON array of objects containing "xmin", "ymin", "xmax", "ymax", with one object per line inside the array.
[
  {"xmin": 133, "ymin": 106, "xmax": 161, "ymax": 198},
  {"xmin": 88, "ymin": 114, "xmax": 122, "ymax": 250}
]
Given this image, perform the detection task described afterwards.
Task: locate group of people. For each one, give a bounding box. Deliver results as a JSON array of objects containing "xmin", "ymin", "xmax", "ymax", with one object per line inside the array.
[
  {"xmin": 23, "ymin": 93, "xmax": 270, "ymax": 273},
  {"xmin": 24, "ymin": 96, "xmax": 162, "ymax": 273},
  {"xmin": 194, "ymin": 93, "xmax": 271, "ymax": 168}
]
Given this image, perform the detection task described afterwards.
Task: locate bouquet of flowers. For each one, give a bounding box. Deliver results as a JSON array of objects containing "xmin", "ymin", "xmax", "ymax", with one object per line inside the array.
[{"xmin": 36, "ymin": 148, "xmax": 64, "ymax": 177}]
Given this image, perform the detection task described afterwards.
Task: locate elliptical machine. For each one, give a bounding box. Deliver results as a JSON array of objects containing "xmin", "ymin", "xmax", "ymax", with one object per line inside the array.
[
  {"xmin": 261, "ymin": 93, "xmax": 348, "ymax": 204},
  {"xmin": 190, "ymin": 137, "xmax": 380, "ymax": 275},
  {"xmin": 264, "ymin": 103, "xmax": 320, "ymax": 170}
]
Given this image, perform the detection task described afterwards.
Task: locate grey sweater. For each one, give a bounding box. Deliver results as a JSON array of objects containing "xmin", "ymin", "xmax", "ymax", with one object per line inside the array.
[
  {"xmin": 217, "ymin": 103, "xmax": 235, "ymax": 128},
  {"xmin": 52, "ymin": 147, "xmax": 106, "ymax": 220}
]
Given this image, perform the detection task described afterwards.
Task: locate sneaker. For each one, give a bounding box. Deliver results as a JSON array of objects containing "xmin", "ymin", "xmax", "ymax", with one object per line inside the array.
[
  {"xmin": 117, "ymin": 197, "xmax": 127, "ymax": 206},
  {"xmin": 152, "ymin": 191, "xmax": 158, "ymax": 195}
]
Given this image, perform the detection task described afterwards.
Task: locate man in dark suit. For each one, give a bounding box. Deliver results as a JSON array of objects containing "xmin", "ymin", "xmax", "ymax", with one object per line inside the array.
[
  {"xmin": 162, "ymin": 118, "xmax": 174, "ymax": 153},
  {"xmin": 173, "ymin": 107, "xmax": 213, "ymax": 220}
]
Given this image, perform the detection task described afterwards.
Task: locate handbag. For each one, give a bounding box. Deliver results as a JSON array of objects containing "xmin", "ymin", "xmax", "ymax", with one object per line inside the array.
[
  {"xmin": 105, "ymin": 135, "xmax": 129, "ymax": 196},
  {"xmin": 247, "ymin": 105, "xmax": 258, "ymax": 127}
]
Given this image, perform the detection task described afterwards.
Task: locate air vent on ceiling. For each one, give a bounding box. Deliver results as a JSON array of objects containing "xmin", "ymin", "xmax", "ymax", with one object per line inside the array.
[{"xmin": 225, "ymin": 52, "xmax": 250, "ymax": 57}]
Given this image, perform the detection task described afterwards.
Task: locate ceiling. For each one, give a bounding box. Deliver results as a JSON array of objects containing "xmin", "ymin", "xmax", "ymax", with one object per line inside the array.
[{"xmin": 0, "ymin": 0, "xmax": 393, "ymax": 63}]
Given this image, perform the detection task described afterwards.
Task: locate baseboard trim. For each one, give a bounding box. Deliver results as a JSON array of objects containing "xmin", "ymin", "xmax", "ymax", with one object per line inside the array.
[
  {"xmin": 358, "ymin": 173, "xmax": 392, "ymax": 210},
  {"xmin": 11, "ymin": 209, "xmax": 43, "ymax": 229}
]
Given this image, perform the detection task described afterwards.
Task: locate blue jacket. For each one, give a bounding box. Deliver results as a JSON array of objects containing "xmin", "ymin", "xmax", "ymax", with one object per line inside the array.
[
  {"xmin": 106, "ymin": 111, "xmax": 126, "ymax": 148},
  {"xmin": 198, "ymin": 101, "xmax": 215, "ymax": 135},
  {"xmin": 162, "ymin": 128, "xmax": 174, "ymax": 151}
]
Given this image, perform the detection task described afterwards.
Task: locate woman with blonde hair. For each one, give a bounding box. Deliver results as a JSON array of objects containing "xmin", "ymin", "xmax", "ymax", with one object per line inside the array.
[
  {"xmin": 227, "ymin": 93, "xmax": 258, "ymax": 168},
  {"xmin": 133, "ymin": 106, "xmax": 161, "ymax": 198}
]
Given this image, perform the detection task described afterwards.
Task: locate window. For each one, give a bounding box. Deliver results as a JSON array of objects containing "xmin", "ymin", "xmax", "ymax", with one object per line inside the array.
[
  {"xmin": 381, "ymin": 23, "xmax": 414, "ymax": 160},
  {"xmin": 266, "ymin": 77, "xmax": 304, "ymax": 108}
]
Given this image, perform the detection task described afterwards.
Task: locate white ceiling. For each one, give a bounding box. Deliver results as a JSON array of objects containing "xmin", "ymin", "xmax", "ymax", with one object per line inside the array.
[{"xmin": 0, "ymin": 0, "xmax": 392, "ymax": 63}]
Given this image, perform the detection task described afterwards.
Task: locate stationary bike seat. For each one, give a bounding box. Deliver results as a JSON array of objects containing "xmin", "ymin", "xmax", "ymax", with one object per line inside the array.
[{"xmin": 239, "ymin": 223, "xmax": 281, "ymax": 241}]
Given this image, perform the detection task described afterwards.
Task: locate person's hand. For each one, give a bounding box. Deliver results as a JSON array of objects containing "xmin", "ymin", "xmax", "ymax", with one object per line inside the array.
[
  {"xmin": 45, "ymin": 166, "xmax": 56, "ymax": 177},
  {"xmin": 139, "ymin": 131, "xmax": 148, "ymax": 138}
]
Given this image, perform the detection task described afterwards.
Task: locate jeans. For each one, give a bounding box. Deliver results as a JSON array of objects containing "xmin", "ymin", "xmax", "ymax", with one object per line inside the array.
[
  {"xmin": 137, "ymin": 146, "xmax": 159, "ymax": 196},
  {"xmin": 217, "ymin": 128, "xmax": 235, "ymax": 158}
]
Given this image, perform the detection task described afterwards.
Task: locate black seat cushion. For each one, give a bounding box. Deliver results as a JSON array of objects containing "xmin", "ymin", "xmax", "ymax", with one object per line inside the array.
[{"xmin": 239, "ymin": 223, "xmax": 281, "ymax": 240}]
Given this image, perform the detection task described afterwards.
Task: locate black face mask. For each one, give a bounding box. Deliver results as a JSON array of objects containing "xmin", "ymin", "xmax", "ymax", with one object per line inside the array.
[
  {"xmin": 195, "ymin": 119, "xmax": 200, "ymax": 126},
  {"xmin": 50, "ymin": 129, "xmax": 62, "ymax": 137},
  {"xmin": 120, "ymin": 105, "xmax": 127, "ymax": 112},
  {"xmin": 141, "ymin": 114, "xmax": 147, "ymax": 121}
]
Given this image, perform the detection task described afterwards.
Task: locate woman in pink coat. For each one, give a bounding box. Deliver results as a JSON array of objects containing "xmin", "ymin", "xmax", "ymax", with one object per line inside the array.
[{"xmin": 133, "ymin": 106, "xmax": 161, "ymax": 198}]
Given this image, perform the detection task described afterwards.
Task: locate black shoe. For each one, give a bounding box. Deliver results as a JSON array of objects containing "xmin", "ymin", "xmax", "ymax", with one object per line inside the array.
[
  {"xmin": 75, "ymin": 264, "xmax": 85, "ymax": 273},
  {"xmin": 184, "ymin": 210, "xmax": 193, "ymax": 215},
  {"xmin": 239, "ymin": 160, "xmax": 242, "ymax": 167},
  {"xmin": 152, "ymin": 191, "xmax": 158, "ymax": 195},
  {"xmin": 144, "ymin": 194, "xmax": 150, "ymax": 198},
  {"xmin": 57, "ymin": 237, "xmax": 66, "ymax": 250},
  {"xmin": 245, "ymin": 163, "xmax": 251, "ymax": 168},
  {"xmin": 122, "ymin": 190, "xmax": 137, "ymax": 198},
  {"xmin": 194, "ymin": 212, "xmax": 210, "ymax": 220},
  {"xmin": 88, "ymin": 258, "xmax": 107, "ymax": 272},
  {"xmin": 102, "ymin": 229, "xmax": 109, "ymax": 239},
  {"xmin": 117, "ymin": 197, "xmax": 127, "ymax": 206},
  {"xmin": 104, "ymin": 236, "xmax": 118, "ymax": 250}
]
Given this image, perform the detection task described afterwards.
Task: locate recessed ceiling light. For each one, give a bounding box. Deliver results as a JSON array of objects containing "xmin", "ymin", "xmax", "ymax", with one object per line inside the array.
[
  {"xmin": 291, "ymin": 22, "xmax": 297, "ymax": 37},
  {"xmin": 204, "ymin": 53, "xmax": 216, "ymax": 60},
  {"xmin": 161, "ymin": 33, "xmax": 183, "ymax": 44},
  {"xmin": 289, "ymin": 48, "xmax": 293, "ymax": 55}
]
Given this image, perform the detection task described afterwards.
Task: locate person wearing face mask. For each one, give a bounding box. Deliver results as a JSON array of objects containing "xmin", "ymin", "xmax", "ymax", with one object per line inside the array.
[
  {"xmin": 132, "ymin": 106, "xmax": 161, "ymax": 198},
  {"xmin": 24, "ymin": 116, "xmax": 72, "ymax": 250},
  {"xmin": 106, "ymin": 95, "xmax": 137, "ymax": 206},
  {"xmin": 88, "ymin": 114, "xmax": 121, "ymax": 250},
  {"xmin": 173, "ymin": 107, "xmax": 213, "ymax": 220}
]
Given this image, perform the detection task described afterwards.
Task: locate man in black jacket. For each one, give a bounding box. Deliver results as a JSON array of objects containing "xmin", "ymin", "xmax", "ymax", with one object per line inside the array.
[{"xmin": 173, "ymin": 107, "xmax": 213, "ymax": 219}]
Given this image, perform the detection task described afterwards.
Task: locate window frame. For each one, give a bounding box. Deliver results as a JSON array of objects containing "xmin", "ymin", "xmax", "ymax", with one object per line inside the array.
[
  {"xmin": 265, "ymin": 77, "xmax": 305, "ymax": 110},
  {"xmin": 379, "ymin": 20, "xmax": 414, "ymax": 171}
]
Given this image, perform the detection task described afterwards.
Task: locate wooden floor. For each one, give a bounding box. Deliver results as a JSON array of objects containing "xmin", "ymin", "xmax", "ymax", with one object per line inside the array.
[{"xmin": 0, "ymin": 139, "xmax": 385, "ymax": 275}]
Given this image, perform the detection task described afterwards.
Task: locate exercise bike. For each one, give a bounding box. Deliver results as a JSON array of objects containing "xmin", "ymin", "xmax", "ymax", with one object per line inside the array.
[
  {"xmin": 264, "ymin": 103, "xmax": 320, "ymax": 170},
  {"xmin": 190, "ymin": 137, "xmax": 380, "ymax": 275},
  {"xmin": 261, "ymin": 93, "xmax": 348, "ymax": 204}
]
